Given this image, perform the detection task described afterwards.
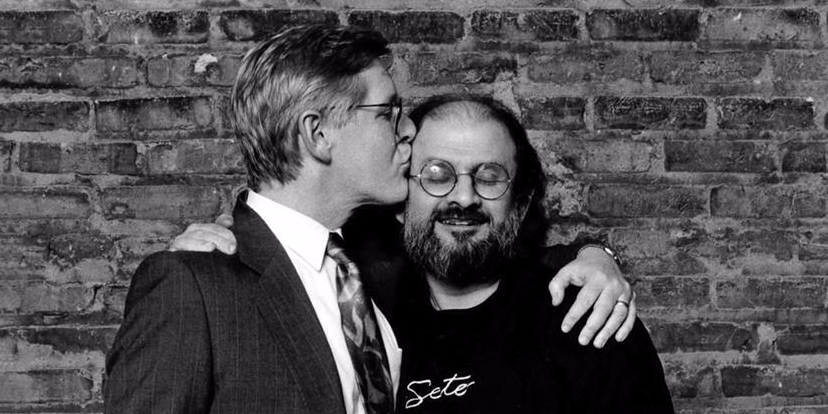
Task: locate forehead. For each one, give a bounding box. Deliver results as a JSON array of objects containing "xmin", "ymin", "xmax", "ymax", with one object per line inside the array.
[
  {"xmin": 357, "ymin": 62, "xmax": 396, "ymax": 103},
  {"xmin": 412, "ymin": 117, "xmax": 516, "ymax": 170}
]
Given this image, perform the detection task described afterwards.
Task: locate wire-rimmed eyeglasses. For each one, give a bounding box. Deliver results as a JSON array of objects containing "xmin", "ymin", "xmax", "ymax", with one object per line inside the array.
[
  {"xmin": 408, "ymin": 159, "xmax": 512, "ymax": 200},
  {"xmin": 353, "ymin": 97, "xmax": 408, "ymax": 144}
]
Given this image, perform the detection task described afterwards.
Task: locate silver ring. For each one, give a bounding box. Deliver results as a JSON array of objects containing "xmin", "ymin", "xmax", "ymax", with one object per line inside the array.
[{"xmin": 616, "ymin": 299, "xmax": 630, "ymax": 307}]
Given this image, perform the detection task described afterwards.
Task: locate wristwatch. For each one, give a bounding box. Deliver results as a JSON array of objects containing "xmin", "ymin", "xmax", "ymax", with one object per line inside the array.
[{"xmin": 577, "ymin": 244, "xmax": 623, "ymax": 269}]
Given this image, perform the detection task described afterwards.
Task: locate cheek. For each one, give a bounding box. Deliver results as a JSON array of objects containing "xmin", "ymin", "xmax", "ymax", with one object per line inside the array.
[
  {"xmin": 407, "ymin": 188, "xmax": 441, "ymax": 220},
  {"xmin": 485, "ymin": 198, "xmax": 514, "ymax": 224}
]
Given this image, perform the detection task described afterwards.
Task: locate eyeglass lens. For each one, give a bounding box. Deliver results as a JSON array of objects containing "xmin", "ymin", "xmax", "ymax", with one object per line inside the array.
[{"xmin": 417, "ymin": 160, "xmax": 510, "ymax": 200}]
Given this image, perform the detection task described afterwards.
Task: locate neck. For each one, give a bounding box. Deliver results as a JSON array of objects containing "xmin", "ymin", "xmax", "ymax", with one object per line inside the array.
[
  {"xmin": 425, "ymin": 276, "xmax": 501, "ymax": 310},
  {"xmin": 257, "ymin": 173, "xmax": 359, "ymax": 230}
]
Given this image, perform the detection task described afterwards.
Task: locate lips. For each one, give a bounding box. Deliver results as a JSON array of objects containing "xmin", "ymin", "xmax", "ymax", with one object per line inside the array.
[{"xmin": 435, "ymin": 209, "xmax": 489, "ymax": 227}]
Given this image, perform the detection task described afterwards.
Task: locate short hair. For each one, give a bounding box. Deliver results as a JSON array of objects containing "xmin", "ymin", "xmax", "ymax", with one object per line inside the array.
[
  {"xmin": 231, "ymin": 24, "xmax": 390, "ymax": 190},
  {"xmin": 409, "ymin": 94, "xmax": 549, "ymax": 253}
]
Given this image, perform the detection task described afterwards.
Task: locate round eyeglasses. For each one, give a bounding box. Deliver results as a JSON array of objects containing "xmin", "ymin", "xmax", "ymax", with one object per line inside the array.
[
  {"xmin": 409, "ymin": 159, "xmax": 512, "ymax": 200},
  {"xmin": 353, "ymin": 97, "xmax": 408, "ymax": 145}
]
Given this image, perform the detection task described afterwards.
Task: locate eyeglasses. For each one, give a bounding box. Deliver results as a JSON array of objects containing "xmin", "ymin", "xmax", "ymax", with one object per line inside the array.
[
  {"xmin": 353, "ymin": 97, "xmax": 408, "ymax": 144},
  {"xmin": 409, "ymin": 159, "xmax": 512, "ymax": 200}
]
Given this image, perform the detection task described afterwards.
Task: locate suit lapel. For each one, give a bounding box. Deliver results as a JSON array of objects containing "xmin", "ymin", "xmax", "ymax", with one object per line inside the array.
[{"xmin": 233, "ymin": 195, "xmax": 345, "ymax": 414}]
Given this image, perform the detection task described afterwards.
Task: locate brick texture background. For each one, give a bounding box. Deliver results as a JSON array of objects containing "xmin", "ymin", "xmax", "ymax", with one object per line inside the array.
[{"xmin": 1, "ymin": 1, "xmax": 827, "ymax": 413}]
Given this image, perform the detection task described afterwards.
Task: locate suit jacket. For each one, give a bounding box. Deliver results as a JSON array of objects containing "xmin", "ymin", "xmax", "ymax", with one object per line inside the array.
[{"xmin": 104, "ymin": 199, "xmax": 346, "ymax": 414}]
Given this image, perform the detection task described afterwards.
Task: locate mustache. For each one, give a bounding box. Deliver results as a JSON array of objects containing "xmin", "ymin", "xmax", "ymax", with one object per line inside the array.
[{"xmin": 432, "ymin": 205, "xmax": 490, "ymax": 223}]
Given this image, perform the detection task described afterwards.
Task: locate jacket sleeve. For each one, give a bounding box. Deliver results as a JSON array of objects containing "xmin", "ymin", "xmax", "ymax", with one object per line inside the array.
[{"xmin": 104, "ymin": 251, "xmax": 213, "ymax": 414}]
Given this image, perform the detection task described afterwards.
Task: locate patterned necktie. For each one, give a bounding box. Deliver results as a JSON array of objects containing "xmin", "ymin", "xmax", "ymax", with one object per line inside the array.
[{"xmin": 326, "ymin": 232, "xmax": 394, "ymax": 414}]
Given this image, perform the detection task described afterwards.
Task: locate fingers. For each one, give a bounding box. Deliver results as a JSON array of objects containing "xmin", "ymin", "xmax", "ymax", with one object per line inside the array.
[
  {"xmin": 169, "ymin": 223, "xmax": 237, "ymax": 254},
  {"xmin": 548, "ymin": 266, "xmax": 575, "ymax": 306},
  {"xmin": 615, "ymin": 292, "xmax": 637, "ymax": 342},
  {"xmin": 592, "ymin": 298, "xmax": 629, "ymax": 348},
  {"xmin": 169, "ymin": 237, "xmax": 218, "ymax": 253},
  {"xmin": 215, "ymin": 213, "xmax": 234, "ymax": 228},
  {"xmin": 560, "ymin": 282, "xmax": 600, "ymax": 335},
  {"xmin": 574, "ymin": 286, "xmax": 618, "ymax": 345}
]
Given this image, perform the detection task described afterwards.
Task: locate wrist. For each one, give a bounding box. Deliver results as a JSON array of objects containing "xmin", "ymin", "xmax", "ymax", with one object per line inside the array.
[{"xmin": 577, "ymin": 244, "xmax": 623, "ymax": 270}]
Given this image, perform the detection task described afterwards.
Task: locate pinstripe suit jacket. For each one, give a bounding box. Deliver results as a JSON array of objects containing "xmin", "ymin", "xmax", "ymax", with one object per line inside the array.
[{"xmin": 104, "ymin": 200, "xmax": 346, "ymax": 414}]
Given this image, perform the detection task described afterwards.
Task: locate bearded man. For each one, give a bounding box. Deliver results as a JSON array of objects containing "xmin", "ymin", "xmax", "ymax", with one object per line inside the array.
[{"xmin": 391, "ymin": 95, "xmax": 675, "ymax": 414}]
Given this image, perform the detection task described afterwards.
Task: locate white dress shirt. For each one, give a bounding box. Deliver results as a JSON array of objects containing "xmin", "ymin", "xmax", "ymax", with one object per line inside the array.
[{"xmin": 247, "ymin": 190, "xmax": 402, "ymax": 414}]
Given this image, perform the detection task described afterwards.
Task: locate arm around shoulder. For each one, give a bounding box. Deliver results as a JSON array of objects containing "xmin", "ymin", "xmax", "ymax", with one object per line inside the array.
[{"xmin": 104, "ymin": 251, "xmax": 213, "ymax": 414}]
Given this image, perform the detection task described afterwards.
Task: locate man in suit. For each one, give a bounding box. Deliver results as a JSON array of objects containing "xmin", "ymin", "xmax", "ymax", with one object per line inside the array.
[
  {"xmin": 106, "ymin": 24, "xmax": 634, "ymax": 414},
  {"xmin": 105, "ymin": 25, "xmax": 413, "ymax": 414}
]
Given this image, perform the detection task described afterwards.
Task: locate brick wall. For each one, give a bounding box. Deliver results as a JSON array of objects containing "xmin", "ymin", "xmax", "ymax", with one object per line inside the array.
[{"xmin": 0, "ymin": 1, "xmax": 826, "ymax": 413}]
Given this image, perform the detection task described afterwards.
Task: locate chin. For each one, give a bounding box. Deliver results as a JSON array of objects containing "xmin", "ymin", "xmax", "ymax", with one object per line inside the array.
[
  {"xmin": 435, "ymin": 224, "xmax": 488, "ymax": 245},
  {"xmin": 368, "ymin": 184, "xmax": 407, "ymax": 205}
]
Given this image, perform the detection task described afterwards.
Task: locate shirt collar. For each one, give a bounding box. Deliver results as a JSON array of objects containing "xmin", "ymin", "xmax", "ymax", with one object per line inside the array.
[{"xmin": 246, "ymin": 190, "xmax": 335, "ymax": 272}]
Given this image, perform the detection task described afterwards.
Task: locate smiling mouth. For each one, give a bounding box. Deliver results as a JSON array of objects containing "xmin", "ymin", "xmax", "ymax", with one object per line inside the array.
[{"xmin": 438, "ymin": 218, "xmax": 486, "ymax": 226}]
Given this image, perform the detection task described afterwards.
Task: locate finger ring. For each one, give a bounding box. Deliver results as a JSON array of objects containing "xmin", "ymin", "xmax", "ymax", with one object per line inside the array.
[{"xmin": 616, "ymin": 299, "xmax": 630, "ymax": 307}]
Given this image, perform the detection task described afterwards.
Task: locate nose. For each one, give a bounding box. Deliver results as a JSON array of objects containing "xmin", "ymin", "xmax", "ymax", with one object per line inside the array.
[
  {"xmin": 397, "ymin": 113, "xmax": 417, "ymax": 145},
  {"xmin": 446, "ymin": 174, "xmax": 480, "ymax": 208}
]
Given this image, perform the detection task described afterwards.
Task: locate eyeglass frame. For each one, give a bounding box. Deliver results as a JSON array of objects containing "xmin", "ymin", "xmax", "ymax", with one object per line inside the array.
[
  {"xmin": 408, "ymin": 159, "xmax": 513, "ymax": 201},
  {"xmin": 352, "ymin": 97, "xmax": 408, "ymax": 145}
]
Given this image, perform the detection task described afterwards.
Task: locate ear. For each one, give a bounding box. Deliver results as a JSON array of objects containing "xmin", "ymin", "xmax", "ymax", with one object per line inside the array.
[
  {"xmin": 515, "ymin": 189, "xmax": 534, "ymax": 222},
  {"xmin": 297, "ymin": 110, "xmax": 332, "ymax": 164}
]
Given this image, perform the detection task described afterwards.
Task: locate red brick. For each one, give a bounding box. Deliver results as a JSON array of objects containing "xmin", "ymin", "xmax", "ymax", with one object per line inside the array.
[
  {"xmin": 147, "ymin": 54, "xmax": 240, "ymax": 87},
  {"xmin": 0, "ymin": 188, "xmax": 91, "ymax": 219},
  {"xmin": 776, "ymin": 325, "xmax": 828, "ymax": 355},
  {"xmin": 19, "ymin": 143, "xmax": 140, "ymax": 175},
  {"xmin": 635, "ymin": 276, "xmax": 710, "ymax": 307},
  {"xmin": 610, "ymin": 228, "xmax": 672, "ymax": 258},
  {"xmin": 587, "ymin": 185, "xmax": 707, "ymax": 218},
  {"xmin": 708, "ymin": 228, "xmax": 797, "ymax": 262},
  {"xmin": 626, "ymin": 253, "xmax": 707, "ymax": 276},
  {"xmin": 535, "ymin": 137, "xmax": 652, "ymax": 172},
  {"xmin": 0, "ymin": 236, "xmax": 48, "ymax": 281},
  {"xmin": 102, "ymin": 286, "xmax": 128, "ymax": 320},
  {"xmin": 800, "ymin": 233, "xmax": 828, "ymax": 261},
  {"xmin": 0, "ymin": 11, "xmax": 83, "ymax": 44},
  {"xmin": 470, "ymin": 10, "xmax": 578, "ymax": 41},
  {"xmin": 96, "ymin": 10, "xmax": 209, "ymax": 44},
  {"xmin": 0, "ymin": 56, "xmax": 139, "ymax": 89},
  {"xmin": 2, "ymin": 327, "xmax": 116, "ymax": 354},
  {"xmin": 711, "ymin": 186, "xmax": 825, "ymax": 218},
  {"xmin": 13, "ymin": 282, "xmax": 95, "ymax": 313},
  {"xmin": 518, "ymin": 97, "xmax": 585, "ymax": 130},
  {"xmin": 95, "ymin": 96, "xmax": 213, "ymax": 134},
  {"xmin": 219, "ymin": 9, "xmax": 338, "ymax": 42},
  {"xmin": 47, "ymin": 233, "xmax": 115, "ymax": 266},
  {"xmin": 0, "ymin": 101, "xmax": 89, "ymax": 132},
  {"xmin": 348, "ymin": 11, "xmax": 464, "ymax": 44},
  {"xmin": 716, "ymin": 277, "xmax": 827, "ymax": 308},
  {"xmin": 782, "ymin": 141, "xmax": 826, "ymax": 172},
  {"xmin": 649, "ymin": 322, "xmax": 756, "ymax": 352},
  {"xmin": 587, "ymin": 9, "xmax": 700, "ymax": 41},
  {"xmin": 703, "ymin": 9, "xmax": 821, "ymax": 49},
  {"xmin": 718, "ymin": 98, "xmax": 815, "ymax": 130},
  {"xmin": 100, "ymin": 185, "xmax": 221, "ymax": 220},
  {"xmin": 146, "ymin": 139, "xmax": 243, "ymax": 175},
  {"xmin": 527, "ymin": 46, "xmax": 644, "ymax": 84},
  {"xmin": 662, "ymin": 362, "xmax": 718, "ymax": 399},
  {"xmin": 772, "ymin": 51, "xmax": 828, "ymax": 82},
  {"xmin": 0, "ymin": 141, "xmax": 11, "ymax": 173},
  {"xmin": 405, "ymin": 52, "xmax": 516, "ymax": 85},
  {"xmin": 721, "ymin": 366, "xmax": 828, "ymax": 397},
  {"xmin": 649, "ymin": 51, "xmax": 765, "ymax": 95},
  {"xmin": 666, "ymin": 141, "xmax": 776, "ymax": 173},
  {"xmin": 594, "ymin": 97, "xmax": 707, "ymax": 130},
  {"xmin": 0, "ymin": 370, "xmax": 92, "ymax": 402}
]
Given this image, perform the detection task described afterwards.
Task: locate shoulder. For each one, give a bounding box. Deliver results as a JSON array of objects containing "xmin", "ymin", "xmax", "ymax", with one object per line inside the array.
[{"xmin": 126, "ymin": 250, "xmax": 246, "ymax": 306}]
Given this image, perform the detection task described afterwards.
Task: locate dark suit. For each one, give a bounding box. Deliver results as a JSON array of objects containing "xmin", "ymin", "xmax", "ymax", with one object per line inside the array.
[{"xmin": 104, "ymin": 200, "xmax": 347, "ymax": 414}]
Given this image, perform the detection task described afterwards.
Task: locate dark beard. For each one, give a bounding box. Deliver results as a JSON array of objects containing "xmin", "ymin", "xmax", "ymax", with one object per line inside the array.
[{"xmin": 403, "ymin": 204, "xmax": 522, "ymax": 288}]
